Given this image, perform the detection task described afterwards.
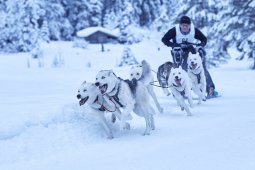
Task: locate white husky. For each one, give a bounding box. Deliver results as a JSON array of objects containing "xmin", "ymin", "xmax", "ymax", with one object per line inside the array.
[
  {"xmin": 95, "ymin": 70, "xmax": 155, "ymax": 135},
  {"xmin": 168, "ymin": 67, "xmax": 194, "ymax": 116},
  {"xmin": 187, "ymin": 53, "xmax": 207, "ymax": 104},
  {"xmin": 130, "ymin": 60, "xmax": 163, "ymax": 113},
  {"xmin": 77, "ymin": 81, "xmax": 122, "ymax": 139}
]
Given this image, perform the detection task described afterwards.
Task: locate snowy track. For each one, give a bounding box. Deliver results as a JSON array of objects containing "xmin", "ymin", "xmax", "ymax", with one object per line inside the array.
[{"xmin": 0, "ymin": 42, "xmax": 255, "ymax": 170}]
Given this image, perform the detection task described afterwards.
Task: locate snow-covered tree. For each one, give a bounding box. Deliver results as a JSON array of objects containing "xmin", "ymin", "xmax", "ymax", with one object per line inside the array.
[
  {"xmin": 43, "ymin": 0, "xmax": 73, "ymax": 40},
  {"xmin": 206, "ymin": 0, "xmax": 254, "ymax": 69},
  {"xmin": 234, "ymin": 0, "xmax": 255, "ymax": 62},
  {"xmin": 61, "ymin": 0, "xmax": 90, "ymax": 33},
  {"xmin": 40, "ymin": 20, "xmax": 50, "ymax": 43},
  {"xmin": 88, "ymin": 0, "xmax": 103, "ymax": 26},
  {"xmin": 61, "ymin": 0, "xmax": 103, "ymax": 34},
  {"xmin": 0, "ymin": 0, "xmax": 45, "ymax": 52},
  {"xmin": 117, "ymin": 46, "xmax": 138, "ymax": 67},
  {"xmin": 247, "ymin": 32, "xmax": 255, "ymax": 69},
  {"xmin": 118, "ymin": 1, "xmax": 136, "ymax": 44},
  {"xmin": 0, "ymin": 3, "xmax": 8, "ymax": 51}
]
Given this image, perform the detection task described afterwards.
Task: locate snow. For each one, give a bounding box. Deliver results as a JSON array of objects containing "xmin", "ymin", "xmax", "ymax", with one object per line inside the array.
[
  {"xmin": 76, "ymin": 27, "xmax": 119, "ymax": 38},
  {"xmin": 0, "ymin": 39, "xmax": 255, "ymax": 170}
]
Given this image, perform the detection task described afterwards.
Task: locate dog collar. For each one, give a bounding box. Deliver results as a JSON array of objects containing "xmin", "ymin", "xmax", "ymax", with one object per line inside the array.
[
  {"xmin": 172, "ymin": 83, "xmax": 186, "ymax": 96},
  {"xmin": 190, "ymin": 70, "xmax": 202, "ymax": 84}
]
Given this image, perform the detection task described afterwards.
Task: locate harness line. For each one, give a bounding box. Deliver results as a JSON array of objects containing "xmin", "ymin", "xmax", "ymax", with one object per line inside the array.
[{"xmin": 95, "ymin": 97, "xmax": 117, "ymax": 112}]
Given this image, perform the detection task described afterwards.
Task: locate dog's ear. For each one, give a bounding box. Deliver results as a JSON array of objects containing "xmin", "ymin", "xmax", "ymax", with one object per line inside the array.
[
  {"xmin": 172, "ymin": 63, "xmax": 178, "ymax": 69},
  {"xmin": 109, "ymin": 70, "xmax": 117, "ymax": 77},
  {"xmin": 141, "ymin": 60, "xmax": 147, "ymax": 66},
  {"xmin": 168, "ymin": 61, "xmax": 174, "ymax": 66},
  {"xmin": 108, "ymin": 70, "xmax": 113, "ymax": 76}
]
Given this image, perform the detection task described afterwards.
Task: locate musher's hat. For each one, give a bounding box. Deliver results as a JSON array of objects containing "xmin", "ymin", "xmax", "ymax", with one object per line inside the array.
[{"xmin": 180, "ymin": 16, "xmax": 191, "ymax": 25}]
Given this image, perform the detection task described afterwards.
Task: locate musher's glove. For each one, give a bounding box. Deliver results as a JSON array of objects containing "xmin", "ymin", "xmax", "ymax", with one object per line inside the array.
[
  {"xmin": 197, "ymin": 47, "xmax": 206, "ymax": 56},
  {"xmin": 180, "ymin": 43, "xmax": 189, "ymax": 49},
  {"xmin": 173, "ymin": 43, "xmax": 181, "ymax": 47},
  {"xmin": 196, "ymin": 43, "xmax": 205, "ymax": 47}
]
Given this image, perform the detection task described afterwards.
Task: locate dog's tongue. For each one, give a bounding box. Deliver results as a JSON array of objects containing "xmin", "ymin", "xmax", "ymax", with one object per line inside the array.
[
  {"xmin": 191, "ymin": 63, "xmax": 197, "ymax": 70},
  {"xmin": 79, "ymin": 97, "xmax": 88, "ymax": 106},
  {"xmin": 99, "ymin": 84, "xmax": 107, "ymax": 94},
  {"xmin": 175, "ymin": 79, "xmax": 181, "ymax": 86}
]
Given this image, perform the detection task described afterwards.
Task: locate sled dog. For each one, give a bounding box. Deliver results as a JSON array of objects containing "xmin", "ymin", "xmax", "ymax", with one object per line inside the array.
[
  {"xmin": 77, "ymin": 81, "xmax": 123, "ymax": 139},
  {"xmin": 95, "ymin": 70, "xmax": 155, "ymax": 135},
  {"xmin": 187, "ymin": 53, "xmax": 207, "ymax": 104},
  {"xmin": 157, "ymin": 61, "xmax": 175, "ymax": 96},
  {"xmin": 168, "ymin": 67, "xmax": 194, "ymax": 116},
  {"xmin": 130, "ymin": 60, "xmax": 163, "ymax": 113}
]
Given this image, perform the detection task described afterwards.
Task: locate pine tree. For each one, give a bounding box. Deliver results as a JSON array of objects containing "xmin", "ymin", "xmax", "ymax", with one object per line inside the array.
[
  {"xmin": 0, "ymin": 2, "xmax": 8, "ymax": 51},
  {"xmin": 1, "ymin": 0, "xmax": 44, "ymax": 52},
  {"xmin": 117, "ymin": 46, "xmax": 138, "ymax": 67},
  {"xmin": 43, "ymin": 0, "xmax": 73, "ymax": 40},
  {"xmin": 207, "ymin": 0, "xmax": 255, "ymax": 69},
  {"xmin": 40, "ymin": 20, "xmax": 50, "ymax": 43},
  {"xmin": 118, "ymin": 1, "xmax": 135, "ymax": 44},
  {"xmin": 234, "ymin": 0, "xmax": 255, "ymax": 62}
]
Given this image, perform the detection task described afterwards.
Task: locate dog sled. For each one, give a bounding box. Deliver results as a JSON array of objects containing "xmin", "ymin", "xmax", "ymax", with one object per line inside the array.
[{"xmin": 152, "ymin": 42, "xmax": 220, "ymax": 99}]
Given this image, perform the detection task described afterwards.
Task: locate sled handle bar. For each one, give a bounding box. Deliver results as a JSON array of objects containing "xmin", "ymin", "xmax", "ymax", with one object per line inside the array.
[{"xmin": 178, "ymin": 42, "xmax": 201, "ymax": 46}]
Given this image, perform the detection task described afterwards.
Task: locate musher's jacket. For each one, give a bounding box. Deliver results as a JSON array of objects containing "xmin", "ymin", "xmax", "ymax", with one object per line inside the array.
[{"xmin": 161, "ymin": 24, "xmax": 207, "ymax": 48}]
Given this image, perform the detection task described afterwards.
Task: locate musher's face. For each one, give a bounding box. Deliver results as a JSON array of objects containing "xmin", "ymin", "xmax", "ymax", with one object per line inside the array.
[{"xmin": 180, "ymin": 23, "xmax": 190, "ymax": 33}]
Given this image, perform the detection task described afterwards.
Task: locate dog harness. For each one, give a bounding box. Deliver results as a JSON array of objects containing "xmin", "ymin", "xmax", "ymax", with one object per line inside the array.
[
  {"xmin": 107, "ymin": 79, "xmax": 124, "ymax": 108},
  {"xmin": 93, "ymin": 95, "xmax": 117, "ymax": 112},
  {"xmin": 189, "ymin": 68, "xmax": 202, "ymax": 84},
  {"xmin": 172, "ymin": 83, "xmax": 186, "ymax": 97}
]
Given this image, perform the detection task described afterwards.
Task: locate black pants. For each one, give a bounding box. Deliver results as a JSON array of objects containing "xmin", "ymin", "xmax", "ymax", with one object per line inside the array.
[{"xmin": 172, "ymin": 50, "xmax": 215, "ymax": 94}]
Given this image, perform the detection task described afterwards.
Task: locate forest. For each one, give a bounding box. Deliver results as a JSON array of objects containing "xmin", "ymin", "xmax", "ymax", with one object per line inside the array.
[{"xmin": 0, "ymin": 0, "xmax": 254, "ymax": 68}]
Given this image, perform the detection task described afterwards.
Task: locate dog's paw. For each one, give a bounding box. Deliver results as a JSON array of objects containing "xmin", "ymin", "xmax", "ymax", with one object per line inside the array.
[
  {"xmin": 181, "ymin": 107, "xmax": 184, "ymax": 111},
  {"xmin": 106, "ymin": 132, "xmax": 114, "ymax": 139},
  {"xmin": 143, "ymin": 131, "xmax": 150, "ymax": 136}
]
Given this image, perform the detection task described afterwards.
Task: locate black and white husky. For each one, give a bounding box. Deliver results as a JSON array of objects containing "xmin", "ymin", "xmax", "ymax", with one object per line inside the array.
[
  {"xmin": 130, "ymin": 60, "xmax": 163, "ymax": 113},
  {"xmin": 187, "ymin": 53, "xmax": 207, "ymax": 104},
  {"xmin": 157, "ymin": 61, "xmax": 175, "ymax": 96},
  {"xmin": 95, "ymin": 70, "xmax": 155, "ymax": 135},
  {"xmin": 168, "ymin": 67, "xmax": 194, "ymax": 116}
]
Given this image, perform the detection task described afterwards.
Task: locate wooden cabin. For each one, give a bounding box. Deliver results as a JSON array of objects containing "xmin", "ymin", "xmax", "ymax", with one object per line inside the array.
[{"xmin": 76, "ymin": 27, "xmax": 119, "ymax": 44}]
